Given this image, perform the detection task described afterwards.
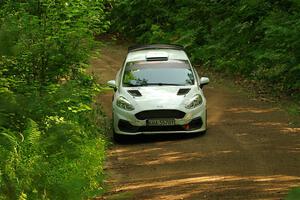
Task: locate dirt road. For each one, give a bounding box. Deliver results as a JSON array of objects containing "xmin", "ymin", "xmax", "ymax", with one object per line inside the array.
[{"xmin": 90, "ymin": 43, "xmax": 300, "ymax": 200}]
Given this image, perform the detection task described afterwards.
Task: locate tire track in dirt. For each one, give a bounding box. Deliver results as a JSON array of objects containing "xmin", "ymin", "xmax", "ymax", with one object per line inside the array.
[{"xmin": 91, "ymin": 43, "xmax": 300, "ymax": 200}]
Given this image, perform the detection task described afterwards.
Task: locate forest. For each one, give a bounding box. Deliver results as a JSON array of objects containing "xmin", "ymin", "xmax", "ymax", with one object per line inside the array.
[
  {"xmin": 0, "ymin": 0, "xmax": 110, "ymax": 199},
  {"xmin": 112, "ymin": 0, "xmax": 300, "ymax": 99},
  {"xmin": 0, "ymin": 0, "xmax": 299, "ymax": 199}
]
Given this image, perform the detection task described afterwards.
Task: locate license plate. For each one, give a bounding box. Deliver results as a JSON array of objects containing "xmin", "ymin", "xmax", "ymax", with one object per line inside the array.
[{"xmin": 147, "ymin": 119, "xmax": 175, "ymax": 126}]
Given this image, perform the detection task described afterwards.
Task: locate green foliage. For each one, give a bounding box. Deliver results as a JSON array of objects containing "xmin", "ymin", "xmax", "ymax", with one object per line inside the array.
[
  {"xmin": 0, "ymin": 0, "xmax": 110, "ymax": 199},
  {"xmin": 286, "ymin": 188, "xmax": 300, "ymax": 200},
  {"xmin": 111, "ymin": 0, "xmax": 300, "ymax": 98}
]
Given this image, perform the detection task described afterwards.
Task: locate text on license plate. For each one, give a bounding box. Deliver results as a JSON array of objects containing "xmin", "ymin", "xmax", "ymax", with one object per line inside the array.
[{"xmin": 147, "ymin": 119, "xmax": 175, "ymax": 126}]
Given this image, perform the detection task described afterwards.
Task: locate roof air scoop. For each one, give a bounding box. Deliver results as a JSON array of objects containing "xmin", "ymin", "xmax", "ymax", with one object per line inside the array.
[
  {"xmin": 177, "ymin": 88, "xmax": 191, "ymax": 96},
  {"xmin": 128, "ymin": 44, "xmax": 184, "ymax": 52},
  {"xmin": 146, "ymin": 52, "xmax": 169, "ymax": 61},
  {"xmin": 128, "ymin": 90, "xmax": 142, "ymax": 97}
]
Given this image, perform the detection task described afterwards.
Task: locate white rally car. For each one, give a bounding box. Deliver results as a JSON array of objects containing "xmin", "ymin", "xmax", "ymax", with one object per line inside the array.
[{"xmin": 107, "ymin": 44, "xmax": 209, "ymax": 141}]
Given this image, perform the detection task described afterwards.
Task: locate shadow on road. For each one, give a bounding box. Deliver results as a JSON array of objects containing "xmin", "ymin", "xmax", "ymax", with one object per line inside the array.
[{"xmin": 113, "ymin": 133, "xmax": 205, "ymax": 145}]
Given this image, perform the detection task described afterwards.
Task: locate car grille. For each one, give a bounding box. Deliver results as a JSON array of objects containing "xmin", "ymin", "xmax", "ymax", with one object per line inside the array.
[
  {"xmin": 118, "ymin": 117, "xmax": 203, "ymax": 133},
  {"xmin": 139, "ymin": 125, "xmax": 185, "ymax": 132},
  {"xmin": 118, "ymin": 120, "xmax": 185, "ymax": 133},
  {"xmin": 135, "ymin": 110, "xmax": 186, "ymax": 120}
]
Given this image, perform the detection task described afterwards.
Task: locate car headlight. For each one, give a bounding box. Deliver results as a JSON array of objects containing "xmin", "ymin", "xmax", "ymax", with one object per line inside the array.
[
  {"xmin": 116, "ymin": 96, "xmax": 135, "ymax": 111},
  {"xmin": 185, "ymin": 94, "xmax": 203, "ymax": 109}
]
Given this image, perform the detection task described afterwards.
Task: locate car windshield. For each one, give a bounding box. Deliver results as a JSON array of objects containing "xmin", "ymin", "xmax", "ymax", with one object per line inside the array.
[{"xmin": 122, "ymin": 60, "xmax": 195, "ymax": 87}]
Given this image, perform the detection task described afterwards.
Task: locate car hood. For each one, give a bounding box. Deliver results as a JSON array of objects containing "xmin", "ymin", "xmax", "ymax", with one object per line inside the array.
[{"xmin": 123, "ymin": 86, "xmax": 199, "ymax": 111}]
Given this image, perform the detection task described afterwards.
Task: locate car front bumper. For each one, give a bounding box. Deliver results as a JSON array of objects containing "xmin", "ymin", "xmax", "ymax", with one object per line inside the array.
[{"xmin": 113, "ymin": 104, "xmax": 207, "ymax": 135}]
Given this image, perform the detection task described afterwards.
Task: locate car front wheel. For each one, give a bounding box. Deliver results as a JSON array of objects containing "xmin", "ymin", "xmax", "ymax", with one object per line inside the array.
[{"xmin": 113, "ymin": 130, "xmax": 125, "ymax": 143}]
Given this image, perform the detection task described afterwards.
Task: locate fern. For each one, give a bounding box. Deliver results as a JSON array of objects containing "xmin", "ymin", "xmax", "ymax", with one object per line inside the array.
[{"xmin": 23, "ymin": 119, "xmax": 41, "ymax": 149}]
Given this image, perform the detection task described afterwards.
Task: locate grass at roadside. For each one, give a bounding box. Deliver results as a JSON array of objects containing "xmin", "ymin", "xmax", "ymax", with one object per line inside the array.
[
  {"xmin": 286, "ymin": 188, "xmax": 300, "ymax": 200},
  {"xmin": 286, "ymin": 104, "xmax": 300, "ymax": 117}
]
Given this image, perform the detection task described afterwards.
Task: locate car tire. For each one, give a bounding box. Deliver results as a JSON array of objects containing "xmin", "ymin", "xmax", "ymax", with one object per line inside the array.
[
  {"xmin": 112, "ymin": 117, "xmax": 126, "ymax": 143},
  {"xmin": 195, "ymin": 111, "xmax": 208, "ymax": 136},
  {"xmin": 111, "ymin": 112, "xmax": 123, "ymax": 143},
  {"xmin": 199, "ymin": 130, "xmax": 207, "ymax": 135},
  {"xmin": 205, "ymin": 109, "xmax": 208, "ymax": 129},
  {"xmin": 193, "ymin": 130, "xmax": 206, "ymax": 136},
  {"xmin": 113, "ymin": 131, "xmax": 126, "ymax": 143}
]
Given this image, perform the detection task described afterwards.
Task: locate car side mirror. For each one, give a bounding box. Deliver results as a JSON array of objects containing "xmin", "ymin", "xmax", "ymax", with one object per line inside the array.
[
  {"xmin": 107, "ymin": 80, "xmax": 117, "ymax": 90},
  {"xmin": 200, "ymin": 77, "xmax": 209, "ymax": 88}
]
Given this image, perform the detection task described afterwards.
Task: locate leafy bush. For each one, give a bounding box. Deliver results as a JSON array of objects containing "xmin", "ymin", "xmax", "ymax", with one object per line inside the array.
[
  {"xmin": 286, "ymin": 188, "xmax": 300, "ymax": 200},
  {"xmin": 0, "ymin": 81, "xmax": 108, "ymax": 199},
  {"xmin": 0, "ymin": 0, "xmax": 110, "ymax": 199}
]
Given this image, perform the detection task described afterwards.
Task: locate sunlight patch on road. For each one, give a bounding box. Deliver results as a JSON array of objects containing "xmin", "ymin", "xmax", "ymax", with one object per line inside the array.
[
  {"xmin": 226, "ymin": 107, "xmax": 281, "ymax": 114},
  {"xmin": 119, "ymin": 175, "xmax": 242, "ymax": 191},
  {"xmin": 113, "ymin": 147, "xmax": 163, "ymax": 154},
  {"xmin": 253, "ymin": 122, "xmax": 285, "ymax": 127},
  {"xmin": 281, "ymin": 127, "xmax": 300, "ymax": 134},
  {"xmin": 133, "ymin": 150, "xmax": 236, "ymax": 166},
  {"xmin": 143, "ymin": 153, "xmax": 200, "ymax": 165},
  {"xmin": 115, "ymin": 175, "xmax": 300, "ymax": 200},
  {"xmin": 119, "ymin": 175, "xmax": 300, "ymax": 191}
]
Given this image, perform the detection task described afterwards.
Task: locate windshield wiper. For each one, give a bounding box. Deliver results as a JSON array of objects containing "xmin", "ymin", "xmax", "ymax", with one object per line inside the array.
[
  {"xmin": 124, "ymin": 82, "xmax": 186, "ymax": 87},
  {"xmin": 124, "ymin": 83, "xmax": 146, "ymax": 87},
  {"xmin": 145, "ymin": 83, "xmax": 185, "ymax": 86}
]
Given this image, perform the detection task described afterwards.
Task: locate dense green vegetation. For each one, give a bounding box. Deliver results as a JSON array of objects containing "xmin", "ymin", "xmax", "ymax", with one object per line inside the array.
[
  {"xmin": 0, "ymin": 0, "xmax": 110, "ymax": 199},
  {"xmin": 286, "ymin": 188, "xmax": 300, "ymax": 200},
  {"xmin": 111, "ymin": 0, "xmax": 300, "ymax": 99}
]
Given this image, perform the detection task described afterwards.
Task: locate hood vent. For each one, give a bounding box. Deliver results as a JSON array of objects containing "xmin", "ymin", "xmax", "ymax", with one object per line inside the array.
[
  {"xmin": 128, "ymin": 90, "xmax": 142, "ymax": 97},
  {"xmin": 146, "ymin": 57, "xmax": 168, "ymax": 62},
  {"xmin": 146, "ymin": 52, "xmax": 169, "ymax": 61},
  {"xmin": 177, "ymin": 88, "xmax": 191, "ymax": 96}
]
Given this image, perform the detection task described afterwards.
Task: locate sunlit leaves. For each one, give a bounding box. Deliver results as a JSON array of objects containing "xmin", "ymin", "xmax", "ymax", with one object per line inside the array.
[{"xmin": 0, "ymin": 0, "xmax": 109, "ymax": 199}]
